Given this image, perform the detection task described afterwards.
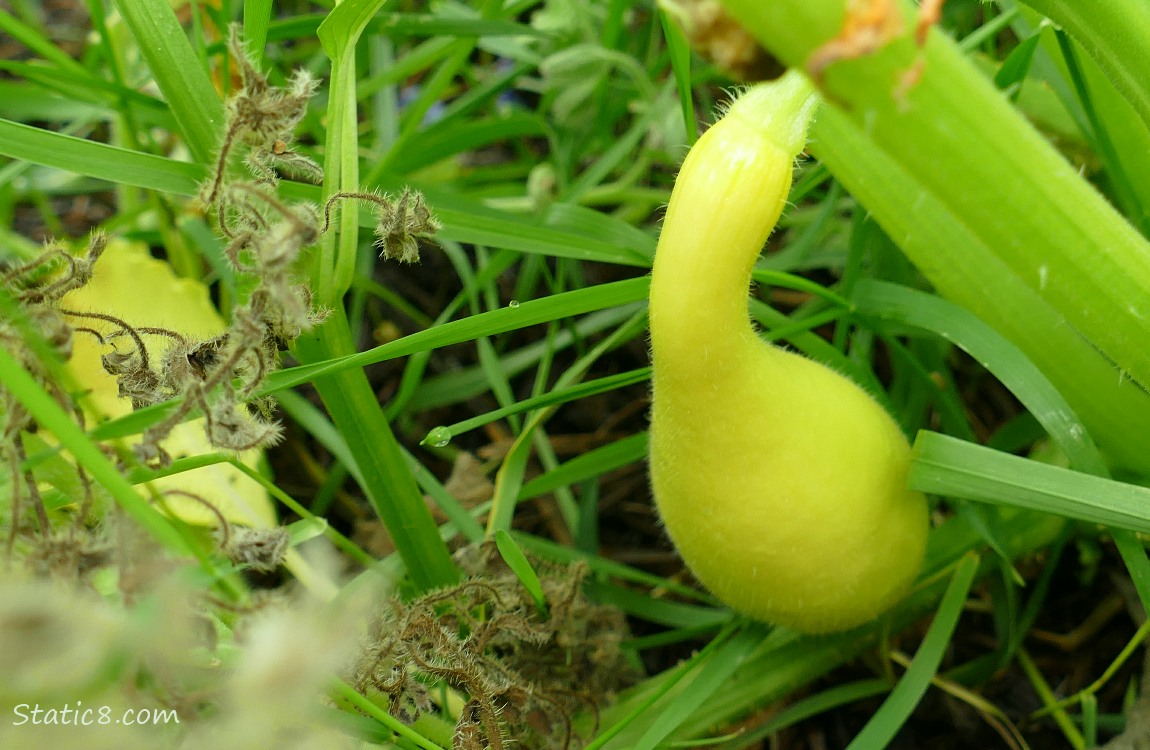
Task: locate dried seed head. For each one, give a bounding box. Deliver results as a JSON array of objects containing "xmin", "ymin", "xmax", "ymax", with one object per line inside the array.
[
  {"xmin": 374, "ymin": 188, "xmax": 442, "ymax": 264},
  {"xmin": 220, "ymin": 526, "xmax": 290, "ymax": 572},
  {"xmin": 225, "ymin": 28, "xmax": 320, "ymax": 150},
  {"xmin": 206, "ymin": 399, "xmax": 284, "ymax": 452}
]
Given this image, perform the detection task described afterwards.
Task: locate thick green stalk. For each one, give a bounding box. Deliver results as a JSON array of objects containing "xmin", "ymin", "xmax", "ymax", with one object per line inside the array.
[
  {"xmin": 810, "ymin": 105, "xmax": 1150, "ymax": 475},
  {"xmin": 1019, "ymin": 0, "xmax": 1150, "ymax": 134},
  {"xmin": 718, "ymin": 0, "xmax": 1150, "ymax": 398}
]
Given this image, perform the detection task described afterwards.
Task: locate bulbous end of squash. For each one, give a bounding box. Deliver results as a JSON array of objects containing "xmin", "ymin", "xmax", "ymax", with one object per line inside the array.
[{"xmin": 650, "ymin": 343, "xmax": 929, "ymax": 633}]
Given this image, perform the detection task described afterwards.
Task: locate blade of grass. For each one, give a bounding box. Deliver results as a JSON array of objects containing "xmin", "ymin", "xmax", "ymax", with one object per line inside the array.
[
  {"xmin": 726, "ymin": 679, "xmax": 892, "ymax": 749},
  {"xmin": 659, "ymin": 6, "xmax": 698, "ymax": 144},
  {"xmin": 0, "ymin": 118, "xmax": 203, "ymax": 195},
  {"xmin": 409, "ymin": 304, "xmax": 642, "ymax": 411},
  {"xmin": 518, "ymin": 432, "xmax": 648, "ymax": 502},
  {"xmin": 267, "ymin": 279, "xmax": 649, "ymax": 393},
  {"xmin": 316, "ymin": 0, "xmax": 389, "ymax": 302},
  {"xmin": 845, "ymin": 552, "xmax": 979, "ymax": 749},
  {"xmin": 629, "ymin": 624, "xmax": 769, "ymax": 750},
  {"xmin": 293, "ymin": 310, "xmax": 459, "ymax": 591},
  {"xmin": 1054, "ymin": 29, "xmax": 1147, "ymax": 234},
  {"xmin": 485, "ymin": 309, "xmax": 648, "ymax": 536},
  {"xmin": 513, "ymin": 530, "xmax": 721, "ymax": 605},
  {"xmin": 853, "ymin": 280, "xmax": 1107, "ymax": 475},
  {"xmin": 1033, "ymin": 13, "xmax": 1150, "ymax": 231},
  {"xmin": 242, "ymin": 0, "xmax": 274, "ymax": 66},
  {"xmin": 910, "ymin": 431, "xmax": 1150, "ymax": 534},
  {"xmin": 601, "ymin": 511, "xmax": 1063, "ymax": 747},
  {"xmin": 422, "ymin": 367, "xmax": 651, "ymax": 445},
  {"xmin": 270, "ymin": 11, "xmax": 541, "ymax": 43},
  {"xmin": 583, "ymin": 623, "xmax": 740, "ymax": 750},
  {"xmin": 1020, "ymin": 0, "xmax": 1150, "ymax": 134},
  {"xmin": 494, "ymin": 529, "xmax": 548, "ymax": 616},
  {"xmin": 0, "ymin": 9, "xmax": 91, "ymax": 75},
  {"xmin": 114, "ymin": 0, "xmax": 224, "ymax": 163}
]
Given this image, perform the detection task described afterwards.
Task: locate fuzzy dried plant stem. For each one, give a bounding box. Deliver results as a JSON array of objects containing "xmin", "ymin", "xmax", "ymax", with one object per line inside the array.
[
  {"xmin": 158, "ymin": 489, "xmax": 231, "ymax": 548},
  {"xmin": 4, "ymin": 446, "xmax": 23, "ymax": 562},
  {"xmin": 227, "ymin": 181, "xmax": 315, "ymax": 235},
  {"xmin": 13, "ymin": 439, "xmax": 50, "ymax": 534},
  {"xmin": 204, "ymin": 118, "xmax": 246, "ymax": 206},
  {"xmin": 59, "ymin": 309, "xmax": 155, "ymax": 371},
  {"xmin": 319, "ymin": 191, "xmax": 380, "ymax": 234}
]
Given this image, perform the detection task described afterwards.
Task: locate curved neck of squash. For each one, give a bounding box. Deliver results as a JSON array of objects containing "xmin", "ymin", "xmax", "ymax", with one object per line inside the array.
[
  {"xmin": 649, "ymin": 74, "xmax": 817, "ymax": 383},
  {"xmin": 649, "ymin": 128, "xmax": 793, "ymax": 376}
]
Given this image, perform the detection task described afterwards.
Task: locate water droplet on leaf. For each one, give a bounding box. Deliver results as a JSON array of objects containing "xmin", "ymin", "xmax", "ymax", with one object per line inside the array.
[{"xmin": 424, "ymin": 426, "xmax": 452, "ymax": 448}]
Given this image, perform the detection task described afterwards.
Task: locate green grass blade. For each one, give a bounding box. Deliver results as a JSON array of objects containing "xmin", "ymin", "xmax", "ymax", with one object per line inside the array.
[
  {"xmin": 845, "ymin": 552, "xmax": 979, "ymax": 750},
  {"xmin": 629, "ymin": 625, "xmax": 768, "ymax": 750},
  {"xmin": 0, "ymin": 61, "xmax": 171, "ymax": 122},
  {"xmin": 994, "ymin": 31, "xmax": 1041, "ymax": 96},
  {"xmin": 0, "ymin": 9, "xmax": 90, "ymax": 74},
  {"xmin": 910, "ymin": 431, "xmax": 1150, "ymax": 533},
  {"xmin": 515, "ymin": 531, "xmax": 721, "ymax": 605},
  {"xmin": 0, "ymin": 118, "xmax": 203, "ymax": 194},
  {"xmin": 610, "ymin": 511, "xmax": 1063, "ymax": 748},
  {"xmin": 1021, "ymin": 0, "xmax": 1150, "ymax": 133},
  {"xmin": 243, "ymin": 0, "xmax": 274, "ymax": 66},
  {"xmin": 410, "ymin": 305, "xmax": 641, "ymax": 411},
  {"xmin": 585, "ymin": 624, "xmax": 739, "ymax": 750},
  {"xmin": 518, "ymin": 433, "xmax": 648, "ymax": 502},
  {"xmin": 738, "ymin": 679, "xmax": 892, "ymax": 747},
  {"xmin": 114, "ymin": 0, "xmax": 224, "ymax": 163},
  {"xmin": 270, "ymin": 12, "xmax": 542, "ymax": 43},
  {"xmin": 1054, "ymin": 30, "xmax": 1147, "ymax": 232},
  {"xmin": 384, "ymin": 112, "xmax": 547, "ymax": 175},
  {"xmin": 494, "ymin": 529, "xmax": 548, "ymax": 616},
  {"xmin": 424, "ymin": 367, "xmax": 651, "ymax": 445},
  {"xmin": 658, "ymin": 6, "xmax": 698, "ymax": 144},
  {"xmin": 485, "ymin": 309, "xmax": 648, "ymax": 536},
  {"xmin": 293, "ymin": 310, "xmax": 459, "ymax": 591},
  {"xmin": 264, "ymin": 279, "xmax": 649, "ymax": 393},
  {"xmin": 854, "ymin": 280, "xmax": 1107, "ymax": 475}
]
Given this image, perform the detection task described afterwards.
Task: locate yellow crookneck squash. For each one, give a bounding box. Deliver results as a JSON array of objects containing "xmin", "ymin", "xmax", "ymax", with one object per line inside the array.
[{"xmin": 648, "ymin": 72, "xmax": 929, "ymax": 633}]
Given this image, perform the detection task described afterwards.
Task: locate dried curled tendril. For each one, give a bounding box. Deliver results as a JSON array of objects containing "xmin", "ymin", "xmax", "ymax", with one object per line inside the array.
[{"xmin": 349, "ymin": 541, "xmax": 637, "ymax": 750}]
